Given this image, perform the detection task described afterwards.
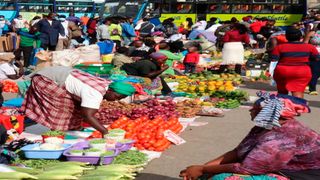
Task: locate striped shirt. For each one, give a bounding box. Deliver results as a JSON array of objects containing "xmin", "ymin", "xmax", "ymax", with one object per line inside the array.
[{"xmin": 271, "ymin": 42, "xmax": 319, "ymax": 65}]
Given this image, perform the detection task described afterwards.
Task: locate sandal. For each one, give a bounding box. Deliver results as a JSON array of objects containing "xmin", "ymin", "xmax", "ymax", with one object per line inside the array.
[{"xmin": 309, "ymin": 91, "xmax": 318, "ymax": 95}]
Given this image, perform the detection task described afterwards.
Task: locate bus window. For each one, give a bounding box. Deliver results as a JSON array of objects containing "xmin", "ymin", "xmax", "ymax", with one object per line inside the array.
[
  {"xmin": 232, "ymin": 4, "xmax": 251, "ymax": 13},
  {"xmin": 253, "ymin": 0, "xmax": 272, "ymax": 3},
  {"xmin": 273, "ymin": 4, "xmax": 290, "ymax": 13},
  {"xmin": 230, "ymin": 0, "xmax": 251, "ymax": 3},
  {"xmin": 162, "ymin": 3, "xmax": 170, "ymax": 13},
  {"xmin": 252, "ymin": 4, "xmax": 272, "ymax": 13},
  {"xmin": 176, "ymin": 3, "xmax": 193, "ymax": 13},
  {"xmin": 0, "ymin": 2, "xmax": 15, "ymax": 10},
  {"xmin": 197, "ymin": 3, "xmax": 207, "ymax": 14},
  {"xmin": 222, "ymin": 4, "xmax": 231, "ymax": 13},
  {"xmin": 208, "ymin": 4, "xmax": 221, "ymax": 13}
]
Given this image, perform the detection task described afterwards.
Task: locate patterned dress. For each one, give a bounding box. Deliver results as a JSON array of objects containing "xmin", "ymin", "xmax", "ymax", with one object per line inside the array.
[
  {"xmin": 21, "ymin": 69, "xmax": 110, "ymax": 130},
  {"xmin": 233, "ymin": 119, "xmax": 320, "ymax": 174}
]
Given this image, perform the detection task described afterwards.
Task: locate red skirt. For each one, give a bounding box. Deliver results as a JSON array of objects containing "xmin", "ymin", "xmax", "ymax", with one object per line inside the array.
[
  {"xmin": 274, "ymin": 65, "xmax": 311, "ymax": 93},
  {"xmin": 21, "ymin": 75, "xmax": 83, "ymax": 131}
]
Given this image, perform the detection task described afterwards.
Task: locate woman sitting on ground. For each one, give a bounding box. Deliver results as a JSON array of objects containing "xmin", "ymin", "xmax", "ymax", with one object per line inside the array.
[{"xmin": 180, "ymin": 91, "xmax": 320, "ymax": 180}]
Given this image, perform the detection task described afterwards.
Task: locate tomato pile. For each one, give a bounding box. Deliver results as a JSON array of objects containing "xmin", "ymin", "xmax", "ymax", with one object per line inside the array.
[
  {"xmin": 2, "ymin": 80, "xmax": 18, "ymax": 93},
  {"xmin": 109, "ymin": 116, "xmax": 183, "ymax": 152}
]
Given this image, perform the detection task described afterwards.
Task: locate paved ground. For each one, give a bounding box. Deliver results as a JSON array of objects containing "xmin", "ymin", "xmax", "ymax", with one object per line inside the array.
[{"xmin": 137, "ymin": 81, "xmax": 320, "ymax": 180}]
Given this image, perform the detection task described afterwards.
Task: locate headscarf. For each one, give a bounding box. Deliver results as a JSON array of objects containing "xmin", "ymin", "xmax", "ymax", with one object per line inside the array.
[
  {"xmin": 253, "ymin": 91, "xmax": 310, "ymax": 129},
  {"xmin": 109, "ymin": 82, "xmax": 136, "ymax": 96},
  {"xmin": 149, "ymin": 52, "xmax": 168, "ymax": 61}
]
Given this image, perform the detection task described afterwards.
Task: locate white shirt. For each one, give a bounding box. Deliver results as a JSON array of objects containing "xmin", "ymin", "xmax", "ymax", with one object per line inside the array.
[
  {"xmin": 206, "ymin": 24, "xmax": 222, "ymax": 33},
  {"xmin": 97, "ymin": 24, "xmax": 110, "ymax": 40},
  {"xmin": 65, "ymin": 74, "xmax": 104, "ymax": 109},
  {"xmin": 48, "ymin": 20, "xmax": 53, "ymax": 26},
  {"xmin": 59, "ymin": 20, "xmax": 69, "ymax": 39},
  {"xmin": 192, "ymin": 21, "xmax": 207, "ymax": 31},
  {"xmin": 0, "ymin": 63, "xmax": 17, "ymax": 81},
  {"xmin": 13, "ymin": 18, "xmax": 27, "ymax": 29}
]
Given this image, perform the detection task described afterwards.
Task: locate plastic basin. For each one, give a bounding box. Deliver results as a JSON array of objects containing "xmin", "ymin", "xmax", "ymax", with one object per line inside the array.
[
  {"xmin": 63, "ymin": 141, "xmax": 119, "ymax": 165},
  {"xmin": 21, "ymin": 143, "xmax": 71, "ymax": 159}
]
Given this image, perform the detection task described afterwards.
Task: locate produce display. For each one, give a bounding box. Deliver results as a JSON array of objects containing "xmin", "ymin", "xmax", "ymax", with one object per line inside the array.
[
  {"xmin": 112, "ymin": 150, "xmax": 148, "ymax": 165},
  {"xmin": 166, "ymin": 72, "xmax": 242, "ymax": 97},
  {"xmin": 110, "ymin": 116, "xmax": 183, "ymax": 151},
  {"xmin": 79, "ymin": 164, "xmax": 144, "ymax": 180},
  {"xmin": 210, "ymin": 90, "xmax": 249, "ymax": 102},
  {"xmin": 96, "ymin": 99, "xmax": 177, "ymax": 124},
  {"xmin": 215, "ymin": 99, "xmax": 241, "ymax": 109},
  {"xmin": 175, "ymin": 100, "xmax": 202, "ymax": 118},
  {"xmin": 2, "ymin": 80, "xmax": 19, "ymax": 93}
]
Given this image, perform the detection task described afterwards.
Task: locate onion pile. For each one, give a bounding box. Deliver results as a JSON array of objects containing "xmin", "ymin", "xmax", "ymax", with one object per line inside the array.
[
  {"xmin": 96, "ymin": 99, "xmax": 178, "ymax": 124},
  {"xmin": 142, "ymin": 98, "xmax": 178, "ymax": 120}
]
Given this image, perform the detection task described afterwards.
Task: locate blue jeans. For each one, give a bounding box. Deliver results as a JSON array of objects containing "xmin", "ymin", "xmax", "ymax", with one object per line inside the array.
[
  {"xmin": 184, "ymin": 63, "xmax": 196, "ymax": 74},
  {"xmin": 309, "ymin": 61, "xmax": 320, "ymax": 91}
]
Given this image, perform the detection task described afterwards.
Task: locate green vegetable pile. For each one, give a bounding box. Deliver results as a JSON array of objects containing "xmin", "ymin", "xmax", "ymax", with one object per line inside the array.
[
  {"xmin": 215, "ymin": 99, "xmax": 241, "ymax": 109},
  {"xmin": 211, "ymin": 90, "xmax": 249, "ymax": 102},
  {"xmin": 4, "ymin": 161, "xmax": 93, "ymax": 179},
  {"xmin": 112, "ymin": 150, "xmax": 148, "ymax": 165},
  {"xmin": 42, "ymin": 130, "xmax": 65, "ymax": 136},
  {"xmin": 80, "ymin": 164, "xmax": 144, "ymax": 180},
  {"xmin": 89, "ymin": 139, "xmax": 106, "ymax": 144},
  {"xmin": 13, "ymin": 159, "xmax": 60, "ymax": 169}
]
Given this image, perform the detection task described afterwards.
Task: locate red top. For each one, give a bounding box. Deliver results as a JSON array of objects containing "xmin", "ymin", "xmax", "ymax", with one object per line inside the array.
[
  {"xmin": 183, "ymin": 52, "xmax": 200, "ymax": 64},
  {"xmin": 271, "ymin": 42, "xmax": 319, "ymax": 65},
  {"xmin": 223, "ymin": 30, "xmax": 250, "ymax": 44},
  {"xmin": 250, "ymin": 21, "xmax": 266, "ymax": 33}
]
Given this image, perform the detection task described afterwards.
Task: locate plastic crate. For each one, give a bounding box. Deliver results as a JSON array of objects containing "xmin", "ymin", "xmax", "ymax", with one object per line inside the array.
[{"xmin": 74, "ymin": 63, "xmax": 114, "ymax": 76}]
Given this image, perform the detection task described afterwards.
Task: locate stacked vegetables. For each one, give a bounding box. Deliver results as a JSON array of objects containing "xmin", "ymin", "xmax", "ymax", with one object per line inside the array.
[
  {"xmin": 215, "ymin": 99, "xmax": 241, "ymax": 109},
  {"xmin": 110, "ymin": 116, "xmax": 183, "ymax": 152},
  {"xmin": 175, "ymin": 100, "xmax": 202, "ymax": 118},
  {"xmin": 112, "ymin": 150, "xmax": 148, "ymax": 165},
  {"xmin": 96, "ymin": 99, "xmax": 177, "ymax": 124},
  {"xmin": 80, "ymin": 164, "xmax": 145, "ymax": 180},
  {"xmin": 2, "ymin": 80, "xmax": 19, "ymax": 93}
]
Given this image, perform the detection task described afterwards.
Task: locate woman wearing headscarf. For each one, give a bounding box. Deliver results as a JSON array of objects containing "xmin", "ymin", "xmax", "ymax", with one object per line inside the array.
[
  {"xmin": 272, "ymin": 27, "xmax": 319, "ymax": 98},
  {"xmin": 21, "ymin": 66, "xmax": 136, "ymax": 136},
  {"xmin": 180, "ymin": 91, "xmax": 320, "ymax": 180},
  {"xmin": 121, "ymin": 52, "xmax": 172, "ymax": 95}
]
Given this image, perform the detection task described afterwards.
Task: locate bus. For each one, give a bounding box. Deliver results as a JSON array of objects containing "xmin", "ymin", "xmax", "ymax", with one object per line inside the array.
[
  {"xmin": 99, "ymin": 0, "xmax": 307, "ymax": 27},
  {"xmin": 0, "ymin": 0, "xmax": 103, "ymax": 22}
]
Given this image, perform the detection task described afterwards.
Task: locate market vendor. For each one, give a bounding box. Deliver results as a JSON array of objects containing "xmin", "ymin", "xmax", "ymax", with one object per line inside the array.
[
  {"xmin": 180, "ymin": 91, "xmax": 320, "ymax": 180},
  {"xmin": 21, "ymin": 66, "xmax": 136, "ymax": 136},
  {"xmin": 121, "ymin": 52, "xmax": 172, "ymax": 95}
]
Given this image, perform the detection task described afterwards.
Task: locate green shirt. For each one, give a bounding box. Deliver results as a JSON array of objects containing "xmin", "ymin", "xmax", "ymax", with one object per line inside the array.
[
  {"xmin": 109, "ymin": 24, "xmax": 122, "ymax": 41},
  {"xmin": 159, "ymin": 50, "xmax": 183, "ymax": 75},
  {"xmin": 19, "ymin": 28, "xmax": 41, "ymax": 48}
]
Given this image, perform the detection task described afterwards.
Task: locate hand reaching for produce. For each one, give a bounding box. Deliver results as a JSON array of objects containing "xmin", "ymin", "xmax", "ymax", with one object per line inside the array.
[{"xmin": 179, "ymin": 165, "xmax": 204, "ymax": 180}]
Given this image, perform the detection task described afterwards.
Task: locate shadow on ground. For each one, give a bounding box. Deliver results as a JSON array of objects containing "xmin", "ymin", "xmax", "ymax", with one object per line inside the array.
[
  {"xmin": 241, "ymin": 81, "xmax": 277, "ymax": 91},
  {"xmin": 136, "ymin": 173, "xmax": 180, "ymax": 180},
  {"xmin": 308, "ymin": 101, "xmax": 320, "ymax": 108}
]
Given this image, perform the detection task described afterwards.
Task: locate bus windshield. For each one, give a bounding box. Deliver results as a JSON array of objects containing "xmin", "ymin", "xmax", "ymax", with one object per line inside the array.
[{"xmin": 101, "ymin": 0, "xmax": 144, "ymax": 18}]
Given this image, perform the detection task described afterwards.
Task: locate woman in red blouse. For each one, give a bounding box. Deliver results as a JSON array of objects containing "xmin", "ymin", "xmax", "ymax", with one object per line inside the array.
[
  {"xmin": 272, "ymin": 27, "xmax": 319, "ymax": 98},
  {"xmin": 219, "ymin": 23, "xmax": 250, "ymax": 74}
]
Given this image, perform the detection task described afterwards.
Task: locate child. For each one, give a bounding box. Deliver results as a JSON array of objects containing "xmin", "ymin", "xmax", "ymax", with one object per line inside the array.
[
  {"xmin": 183, "ymin": 44, "xmax": 200, "ymax": 74},
  {"xmin": 14, "ymin": 26, "xmax": 41, "ymax": 68}
]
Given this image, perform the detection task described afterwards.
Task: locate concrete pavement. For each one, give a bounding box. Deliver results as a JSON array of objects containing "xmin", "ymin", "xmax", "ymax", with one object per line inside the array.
[{"xmin": 137, "ymin": 81, "xmax": 320, "ymax": 180}]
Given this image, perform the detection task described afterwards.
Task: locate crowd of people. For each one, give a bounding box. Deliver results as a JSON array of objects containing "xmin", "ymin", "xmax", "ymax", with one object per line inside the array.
[{"xmin": 0, "ymin": 11, "xmax": 320, "ymax": 179}]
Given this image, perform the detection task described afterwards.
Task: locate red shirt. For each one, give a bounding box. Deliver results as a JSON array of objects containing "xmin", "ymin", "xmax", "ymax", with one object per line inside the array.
[
  {"xmin": 250, "ymin": 21, "xmax": 266, "ymax": 33},
  {"xmin": 271, "ymin": 42, "xmax": 319, "ymax": 65},
  {"xmin": 223, "ymin": 30, "xmax": 250, "ymax": 44},
  {"xmin": 183, "ymin": 52, "xmax": 200, "ymax": 64}
]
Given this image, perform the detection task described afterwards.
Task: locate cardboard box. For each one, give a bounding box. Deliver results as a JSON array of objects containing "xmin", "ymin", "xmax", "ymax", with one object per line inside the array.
[{"xmin": 0, "ymin": 37, "xmax": 9, "ymax": 52}]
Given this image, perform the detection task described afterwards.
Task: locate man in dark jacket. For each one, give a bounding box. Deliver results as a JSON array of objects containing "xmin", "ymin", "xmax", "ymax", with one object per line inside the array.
[{"xmin": 37, "ymin": 13, "xmax": 65, "ymax": 50}]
